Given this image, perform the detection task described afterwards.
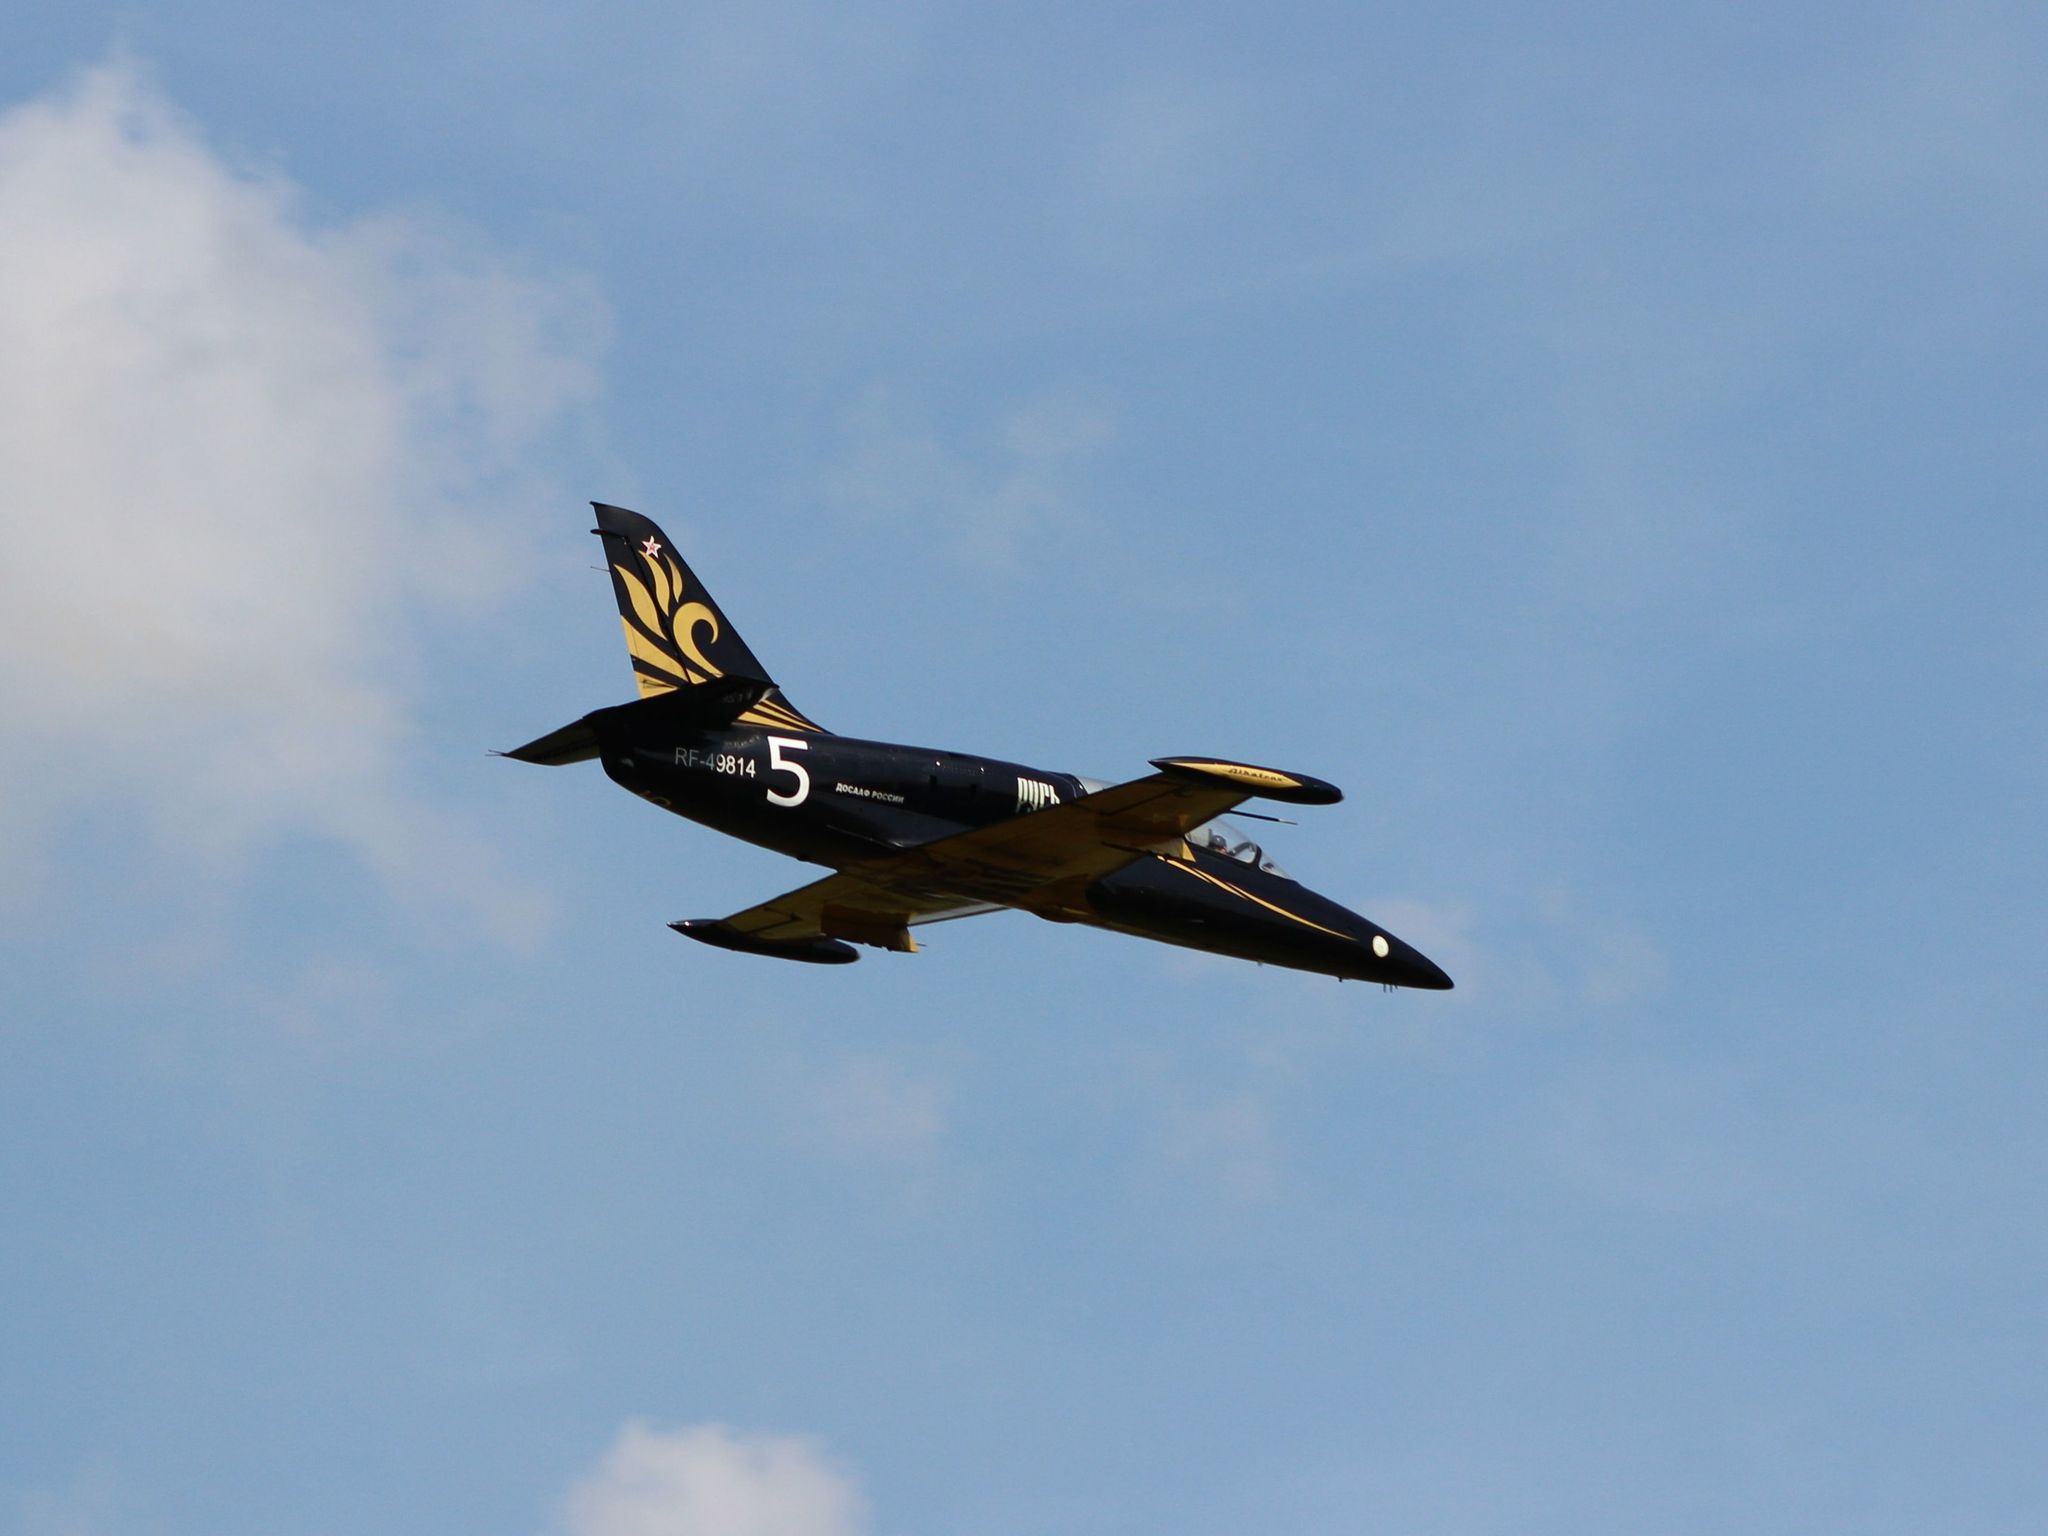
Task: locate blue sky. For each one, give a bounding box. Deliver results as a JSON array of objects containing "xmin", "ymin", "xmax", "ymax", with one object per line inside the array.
[{"xmin": 3, "ymin": 5, "xmax": 2044, "ymax": 1533}]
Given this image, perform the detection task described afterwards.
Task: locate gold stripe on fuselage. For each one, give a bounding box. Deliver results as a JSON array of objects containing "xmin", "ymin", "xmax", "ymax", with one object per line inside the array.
[
  {"xmin": 1167, "ymin": 860, "xmax": 1355, "ymax": 942},
  {"xmin": 736, "ymin": 704, "xmax": 821, "ymax": 733},
  {"xmin": 740, "ymin": 695, "xmax": 823, "ymax": 732}
]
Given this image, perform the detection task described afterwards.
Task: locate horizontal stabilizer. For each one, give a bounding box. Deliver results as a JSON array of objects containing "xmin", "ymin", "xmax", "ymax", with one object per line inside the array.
[
  {"xmin": 500, "ymin": 719, "xmax": 600, "ymax": 766},
  {"xmin": 502, "ymin": 676, "xmax": 777, "ymax": 766},
  {"xmin": 594, "ymin": 674, "xmax": 777, "ymax": 731},
  {"xmin": 1149, "ymin": 757, "xmax": 1342, "ymax": 805}
]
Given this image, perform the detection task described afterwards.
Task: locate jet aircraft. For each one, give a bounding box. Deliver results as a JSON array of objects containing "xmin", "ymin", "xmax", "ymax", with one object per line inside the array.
[{"xmin": 502, "ymin": 503, "xmax": 1453, "ymax": 988}]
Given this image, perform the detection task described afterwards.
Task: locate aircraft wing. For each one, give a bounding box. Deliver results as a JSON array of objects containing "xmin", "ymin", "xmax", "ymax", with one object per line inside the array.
[
  {"xmin": 674, "ymin": 766, "xmax": 1288, "ymax": 959},
  {"xmin": 849, "ymin": 770, "xmax": 1257, "ymax": 899},
  {"xmin": 672, "ymin": 871, "xmax": 1001, "ymax": 961}
]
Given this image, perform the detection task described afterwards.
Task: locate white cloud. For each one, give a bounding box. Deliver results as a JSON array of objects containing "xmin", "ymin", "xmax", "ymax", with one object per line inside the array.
[
  {"xmin": 559, "ymin": 1422, "xmax": 867, "ymax": 1536},
  {"xmin": 0, "ymin": 60, "xmax": 602, "ymax": 933}
]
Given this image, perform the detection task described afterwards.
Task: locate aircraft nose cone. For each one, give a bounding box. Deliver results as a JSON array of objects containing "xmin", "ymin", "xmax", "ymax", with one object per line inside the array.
[
  {"xmin": 1404, "ymin": 947, "xmax": 1455, "ymax": 990},
  {"xmin": 1361, "ymin": 925, "xmax": 1454, "ymax": 990}
]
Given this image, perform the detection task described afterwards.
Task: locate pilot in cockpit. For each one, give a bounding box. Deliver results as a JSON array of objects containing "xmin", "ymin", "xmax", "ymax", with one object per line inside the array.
[{"xmin": 1192, "ymin": 817, "xmax": 1289, "ymax": 878}]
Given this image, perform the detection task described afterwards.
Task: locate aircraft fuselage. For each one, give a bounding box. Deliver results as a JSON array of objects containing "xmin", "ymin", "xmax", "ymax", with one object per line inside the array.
[{"xmin": 590, "ymin": 712, "xmax": 1451, "ymax": 988}]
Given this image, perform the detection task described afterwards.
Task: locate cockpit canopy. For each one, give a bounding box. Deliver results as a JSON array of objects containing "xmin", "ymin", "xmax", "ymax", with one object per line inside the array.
[
  {"xmin": 1074, "ymin": 778, "xmax": 1292, "ymax": 879},
  {"xmin": 1191, "ymin": 817, "xmax": 1289, "ymax": 879}
]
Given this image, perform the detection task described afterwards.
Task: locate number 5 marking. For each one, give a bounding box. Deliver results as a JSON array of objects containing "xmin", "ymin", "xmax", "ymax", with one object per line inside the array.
[{"xmin": 765, "ymin": 736, "xmax": 810, "ymax": 807}]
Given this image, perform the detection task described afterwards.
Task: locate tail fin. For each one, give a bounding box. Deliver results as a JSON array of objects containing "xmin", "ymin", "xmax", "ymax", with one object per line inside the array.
[{"xmin": 590, "ymin": 503, "xmax": 826, "ymax": 733}]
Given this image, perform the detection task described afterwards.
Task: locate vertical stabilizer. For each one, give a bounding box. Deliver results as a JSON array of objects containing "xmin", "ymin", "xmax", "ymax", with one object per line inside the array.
[{"xmin": 590, "ymin": 503, "xmax": 826, "ymax": 733}]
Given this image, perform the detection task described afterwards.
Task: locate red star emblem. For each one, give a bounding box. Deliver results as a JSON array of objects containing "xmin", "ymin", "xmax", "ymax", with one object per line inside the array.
[{"xmin": 639, "ymin": 536, "xmax": 663, "ymax": 559}]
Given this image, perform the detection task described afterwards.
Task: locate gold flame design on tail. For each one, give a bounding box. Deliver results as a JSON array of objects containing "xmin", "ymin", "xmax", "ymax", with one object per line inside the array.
[
  {"xmin": 615, "ymin": 544, "xmax": 725, "ymax": 695},
  {"xmin": 610, "ymin": 549, "xmax": 825, "ymax": 733},
  {"xmin": 595, "ymin": 501, "xmax": 826, "ymax": 732}
]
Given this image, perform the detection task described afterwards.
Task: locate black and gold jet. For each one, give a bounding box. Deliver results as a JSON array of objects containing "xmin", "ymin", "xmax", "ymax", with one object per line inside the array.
[{"xmin": 502, "ymin": 503, "xmax": 1452, "ymax": 988}]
